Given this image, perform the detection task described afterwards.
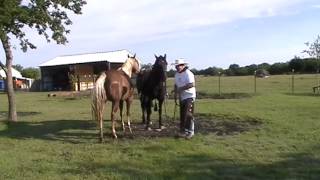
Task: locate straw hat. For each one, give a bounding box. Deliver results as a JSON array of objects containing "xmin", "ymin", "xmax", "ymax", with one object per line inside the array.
[{"xmin": 172, "ymin": 58, "xmax": 188, "ymax": 66}]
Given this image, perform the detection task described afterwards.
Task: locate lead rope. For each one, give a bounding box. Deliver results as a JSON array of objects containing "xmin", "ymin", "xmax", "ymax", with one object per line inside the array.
[{"xmin": 164, "ymin": 80, "xmax": 168, "ymax": 121}]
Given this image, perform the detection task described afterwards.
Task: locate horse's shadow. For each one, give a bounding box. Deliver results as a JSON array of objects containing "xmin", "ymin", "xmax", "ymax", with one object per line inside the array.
[
  {"xmin": 0, "ymin": 119, "xmax": 97, "ymax": 144},
  {"xmin": 0, "ymin": 113, "xmax": 263, "ymax": 143}
]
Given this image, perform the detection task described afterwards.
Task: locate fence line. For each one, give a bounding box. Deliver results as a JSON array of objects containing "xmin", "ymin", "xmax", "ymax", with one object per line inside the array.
[{"xmin": 167, "ymin": 74, "xmax": 320, "ymax": 96}]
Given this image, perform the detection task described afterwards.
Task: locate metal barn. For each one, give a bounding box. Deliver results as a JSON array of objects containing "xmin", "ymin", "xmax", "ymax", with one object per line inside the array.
[{"xmin": 39, "ymin": 50, "xmax": 132, "ymax": 91}]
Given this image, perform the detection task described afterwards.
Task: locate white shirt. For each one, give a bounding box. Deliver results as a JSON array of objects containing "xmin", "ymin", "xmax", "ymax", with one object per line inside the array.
[{"xmin": 175, "ymin": 69, "xmax": 196, "ymax": 100}]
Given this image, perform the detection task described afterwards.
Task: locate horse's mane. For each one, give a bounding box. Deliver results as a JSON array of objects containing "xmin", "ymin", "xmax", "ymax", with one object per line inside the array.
[{"xmin": 118, "ymin": 57, "xmax": 139, "ymax": 78}]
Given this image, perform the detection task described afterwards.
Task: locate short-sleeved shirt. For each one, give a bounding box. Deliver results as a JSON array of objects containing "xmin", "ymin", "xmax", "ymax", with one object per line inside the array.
[{"xmin": 175, "ymin": 68, "xmax": 196, "ymax": 101}]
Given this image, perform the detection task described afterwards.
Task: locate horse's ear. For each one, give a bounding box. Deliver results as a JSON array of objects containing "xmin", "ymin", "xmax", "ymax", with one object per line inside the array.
[
  {"xmin": 154, "ymin": 54, "xmax": 158, "ymax": 59},
  {"xmin": 128, "ymin": 54, "xmax": 130, "ymax": 58},
  {"xmin": 133, "ymin": 53, "xmax": 136, "ymax": 58},
  {"xmin": 164, "ymin": 54, "xmax": 166, "ymax": 59}
]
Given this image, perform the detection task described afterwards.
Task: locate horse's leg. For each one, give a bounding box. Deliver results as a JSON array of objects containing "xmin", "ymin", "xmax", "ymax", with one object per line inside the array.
[
  {"xmin": 145, "ymin": 99, "xmax": 152, "ymax": 131},
  {"xmin": 119, "ymin": 100, "xmax": 125, "ymax": 132},
  {"xmin": 126, "ymin": 98, "xmax": 133, "ymax": 134},
  {"xmin": 99, "ymin": 117, "xmax": 104, "ymax": 142},
  {"xmin": 158, "ymin": 98, "xmax": 165, "ymax": 129},
  {"xmin": 140, "ymin": 96, "xmax": 146, "ymax": 124},
  {"xmin": 111, "ymin": 101, "xmax": 119, "ymax": 139}
]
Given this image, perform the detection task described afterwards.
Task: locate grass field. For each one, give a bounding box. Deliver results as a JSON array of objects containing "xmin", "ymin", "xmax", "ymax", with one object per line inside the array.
[{"xmin": 0, "ymin": 74, "xmax": 320, "ymax": 179}]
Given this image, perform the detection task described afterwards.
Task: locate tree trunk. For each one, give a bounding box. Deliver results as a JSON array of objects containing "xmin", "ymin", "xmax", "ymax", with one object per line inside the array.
[{"xmin": 1, "ymin": 35, "xmax": 17, "ymax": 122}]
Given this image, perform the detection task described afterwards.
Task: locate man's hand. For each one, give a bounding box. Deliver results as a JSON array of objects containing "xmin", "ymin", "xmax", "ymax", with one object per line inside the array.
[{"xmin": 174, "ymin": 98, "xmax": 178, "ymax": 105}]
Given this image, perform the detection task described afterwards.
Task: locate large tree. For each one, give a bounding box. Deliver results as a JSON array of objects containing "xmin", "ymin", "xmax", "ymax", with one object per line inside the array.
[
  {"xmin": 0, "ymin": 0, "xmax": 86, "ymax": 121},
  {"xmin": 303, "ymin": 35, "xmax": 320, "ymax": 72},
  {"xmin": 303, "ymin": 35, "xmax": 320, "ymax": 86},
  {"xmin": 21, "ymin": 67, "xmax": 40, "ymax": 79}
]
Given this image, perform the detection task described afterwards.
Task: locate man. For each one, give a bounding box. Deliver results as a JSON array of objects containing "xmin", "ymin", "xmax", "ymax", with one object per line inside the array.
[{"xmin": 173, "ymin": 58, "xmax": 196, "ymax": 139}]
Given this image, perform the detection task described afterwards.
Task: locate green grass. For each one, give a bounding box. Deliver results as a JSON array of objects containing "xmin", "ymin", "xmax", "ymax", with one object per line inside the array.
[{"xmin": 0, "ymin": 74, "xmax": 320, "ymax": 179}]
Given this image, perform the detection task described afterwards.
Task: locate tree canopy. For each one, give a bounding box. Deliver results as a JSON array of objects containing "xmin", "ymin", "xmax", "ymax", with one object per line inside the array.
[
  {"xmin": 0, "ymin": 0, "xmax": 86, "ymax": 122},
  {"xmin": 0, "ymin": 0, "xmax": 86, "ymax": 51}
]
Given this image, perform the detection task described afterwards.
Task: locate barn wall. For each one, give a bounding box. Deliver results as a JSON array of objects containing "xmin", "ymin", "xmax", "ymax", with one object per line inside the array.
[
  {"xmin": 40, "ymin": 65, "xmax": 70, "ymax": 91},
  {"xmin": 40, "ymin": 62, "xmax": 124, "ymax": 91},
  {"xmin": 73, "ymin": 64, "xmax": 94, "ymax": 75},
  {"xmin": 0, "ymin": 79, "xmax": 4, "ymax": 91}
]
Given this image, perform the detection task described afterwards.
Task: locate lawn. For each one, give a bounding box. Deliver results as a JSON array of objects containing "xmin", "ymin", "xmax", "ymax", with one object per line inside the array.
[{"xmin": 0, "ymin": 74, "xmax": 320, "ymax": 179}]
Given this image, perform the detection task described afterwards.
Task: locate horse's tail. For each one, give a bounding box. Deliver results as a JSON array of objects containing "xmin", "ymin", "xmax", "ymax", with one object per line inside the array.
[{"xmin": 92, "ymin": 72, "xmax": 107, "ymax": 122}]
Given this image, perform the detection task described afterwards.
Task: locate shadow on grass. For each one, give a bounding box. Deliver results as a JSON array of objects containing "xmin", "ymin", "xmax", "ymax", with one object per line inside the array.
[
  {"xmin": 0, "ymin": 112, "xmax": 263, "ymax": 142},
  {"xmin": 197, "ymin": 92, "xmax": 254, "ymax": 99},
  {"xmin": 61, "ymin": 151, "xmax": 320, "ymax": 179},
  {"xmin": 284, "ymin": 92, "xmax": 320, "ymax": 97},
  {"xmin": 0, "ymin": 119, "xmax": 97, "ymax": 143},
  {"xmin": 0, "ymin": 111, "xmax": 41, "ymax": 117}
]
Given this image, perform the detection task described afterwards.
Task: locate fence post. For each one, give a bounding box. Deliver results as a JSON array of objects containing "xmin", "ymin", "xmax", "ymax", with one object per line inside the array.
[
  {"xmin": 218, "ymin": 71, "xmax": 221, "ymax": 96},
  {"xmin": 291, "ymin": 69, "xmax": 295, "ymax": 94},
  {"xmin": 254, "ymin": 70, "xmax": 257, "ymax": 93},
  {"xmin": 317, "ymin": 68, "xmax": 320, "ymax": 86}
]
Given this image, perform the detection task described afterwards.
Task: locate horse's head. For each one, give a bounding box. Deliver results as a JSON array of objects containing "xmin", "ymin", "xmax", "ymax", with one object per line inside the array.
[
  {"xmin": 127, "ymin": 53, "xmax": 141, "ymax": 74},
  {"xmin": 154, "ymin": 54, "xmax": 168, "ymax": 72},
  {"xmin": 154, "ymin": 54, "xmax": 168, "ymax": 81}
]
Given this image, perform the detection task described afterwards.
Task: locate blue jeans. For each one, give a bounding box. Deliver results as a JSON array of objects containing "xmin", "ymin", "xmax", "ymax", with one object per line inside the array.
[{"xmin": 179, "ymin": 98, "xmax": 195, "ymax": 135}]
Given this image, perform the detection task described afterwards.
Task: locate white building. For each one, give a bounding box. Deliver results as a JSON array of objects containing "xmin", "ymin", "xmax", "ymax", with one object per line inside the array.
[{"xmin": 0, "ymin": 67, "xmax": 33, "ymax": 91}]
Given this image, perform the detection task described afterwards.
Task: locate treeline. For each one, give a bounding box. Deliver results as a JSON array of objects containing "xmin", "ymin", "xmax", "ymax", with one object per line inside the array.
[
  {"xmin": 12, "ymin": 64, "xmax": 40, "ymax": 79},
  {"xmin": 166, "ymin": 57, "xmax": 319, "ymax": 77}
]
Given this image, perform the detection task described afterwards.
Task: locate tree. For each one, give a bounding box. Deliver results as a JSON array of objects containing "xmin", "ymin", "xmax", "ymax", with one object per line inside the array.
[
  {"xmin": 167, "ymin": 69, "xmax": 175, "ymax": 77},
  {"xmin": 246, "ymin": 64, "xmax": 258, "ymax": 75},
  {"xmin": 303, "ymin": 35, "xmax": 320, "ymax": 85},
  {"xmin": 226, "ymin": 64, "xmax": 240, "ymax": 76},
  {"xmin": 269, "ymin": 62, "xmax": 289, "ymax": 75},
  {"xmin": 21, "ymin": 67, "xmax": 40, "ymax": 79},
  {"xmin": 303, "ymin": 35, "xmax": 320, "ymax": 69},
  {"xmin": 0, "ymin": 0, "xmax": 86, "ymax": 122},
  {"xmin": 141, "ymin": 63, "xmax": 153, "ymax": 70},
  {"xmin": 289, "ymin": 56, "xmax": 304, "ymax": 72},
  {"xmin": 257, "ymin": 63, "xmax": 271, "ymax": 72},
  {"xmin": 304, "ymin": 58, "xmax": 318, "ymax": 73},
  {"xmin": 12, "ymin": 64, "xmax": 23, "ymax": 72}
]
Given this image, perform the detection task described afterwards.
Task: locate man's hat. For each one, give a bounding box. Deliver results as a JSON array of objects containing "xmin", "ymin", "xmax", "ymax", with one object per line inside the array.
[{"xmin": 172, "ymin": 58, "xmax": 188, "ymax": 66}]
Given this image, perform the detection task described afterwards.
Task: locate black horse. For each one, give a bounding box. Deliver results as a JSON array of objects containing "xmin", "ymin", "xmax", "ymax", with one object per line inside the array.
[{"xmin": 136, "ymin": 54, "xmax": 168, "ymax": 130}]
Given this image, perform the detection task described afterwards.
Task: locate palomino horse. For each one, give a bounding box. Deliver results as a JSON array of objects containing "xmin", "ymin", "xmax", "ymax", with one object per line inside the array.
[
  {"xmin": 92, "ymin": 54, "xmax": 140, "ymax": 141},
  {"xmin": 136, "ymin": 54, "xmax": 168, "ymax": 130}
]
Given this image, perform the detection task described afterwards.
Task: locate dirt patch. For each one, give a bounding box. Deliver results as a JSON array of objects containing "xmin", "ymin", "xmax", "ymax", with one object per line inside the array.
[
  {"xmin": 195, "ymin": 113, "xmax": 262, "ymax": 136},
  {"xmin": 129, "ymin": 118, "xmax": 180, "ymax": 138},
  {"xmin": 197, "ymin": 92, "xmax": 254, "ymax": 99},
  {"xmin": 113, "ymin": 113, "xmax": 262, "ymax": 139}
]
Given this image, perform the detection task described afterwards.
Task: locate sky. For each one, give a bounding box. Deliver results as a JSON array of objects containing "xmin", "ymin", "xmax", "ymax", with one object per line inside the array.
[{"xmin": 1, "ymin": 0, "xmax": 320, "ymax": 70}]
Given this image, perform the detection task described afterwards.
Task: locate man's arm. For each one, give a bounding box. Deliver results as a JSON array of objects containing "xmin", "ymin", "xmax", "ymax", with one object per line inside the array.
[{"xmin": 177, "ymin": 82, "xmax": 194, "ymax": 93}]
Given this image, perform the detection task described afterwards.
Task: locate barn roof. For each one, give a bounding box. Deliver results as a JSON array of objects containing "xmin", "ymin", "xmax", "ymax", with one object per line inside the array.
[
  {"xmin": 0, "ymin": 68, "xmax": 23, "ymax": 78},
  {"xmin": 39, "ymin": 49, "xmax": 132, "ymax": 67}
]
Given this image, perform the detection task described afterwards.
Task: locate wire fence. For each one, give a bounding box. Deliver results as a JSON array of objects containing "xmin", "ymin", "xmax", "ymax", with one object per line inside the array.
[{"xmin": 166, "ymin": 74, "xmax": 320, "ymax": 97}]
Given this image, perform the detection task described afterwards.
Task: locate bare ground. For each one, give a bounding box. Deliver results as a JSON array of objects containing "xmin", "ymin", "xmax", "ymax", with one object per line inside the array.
[{"xmin": 114, "ymin": 113, "xmax": 262, "ymax": 139}]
